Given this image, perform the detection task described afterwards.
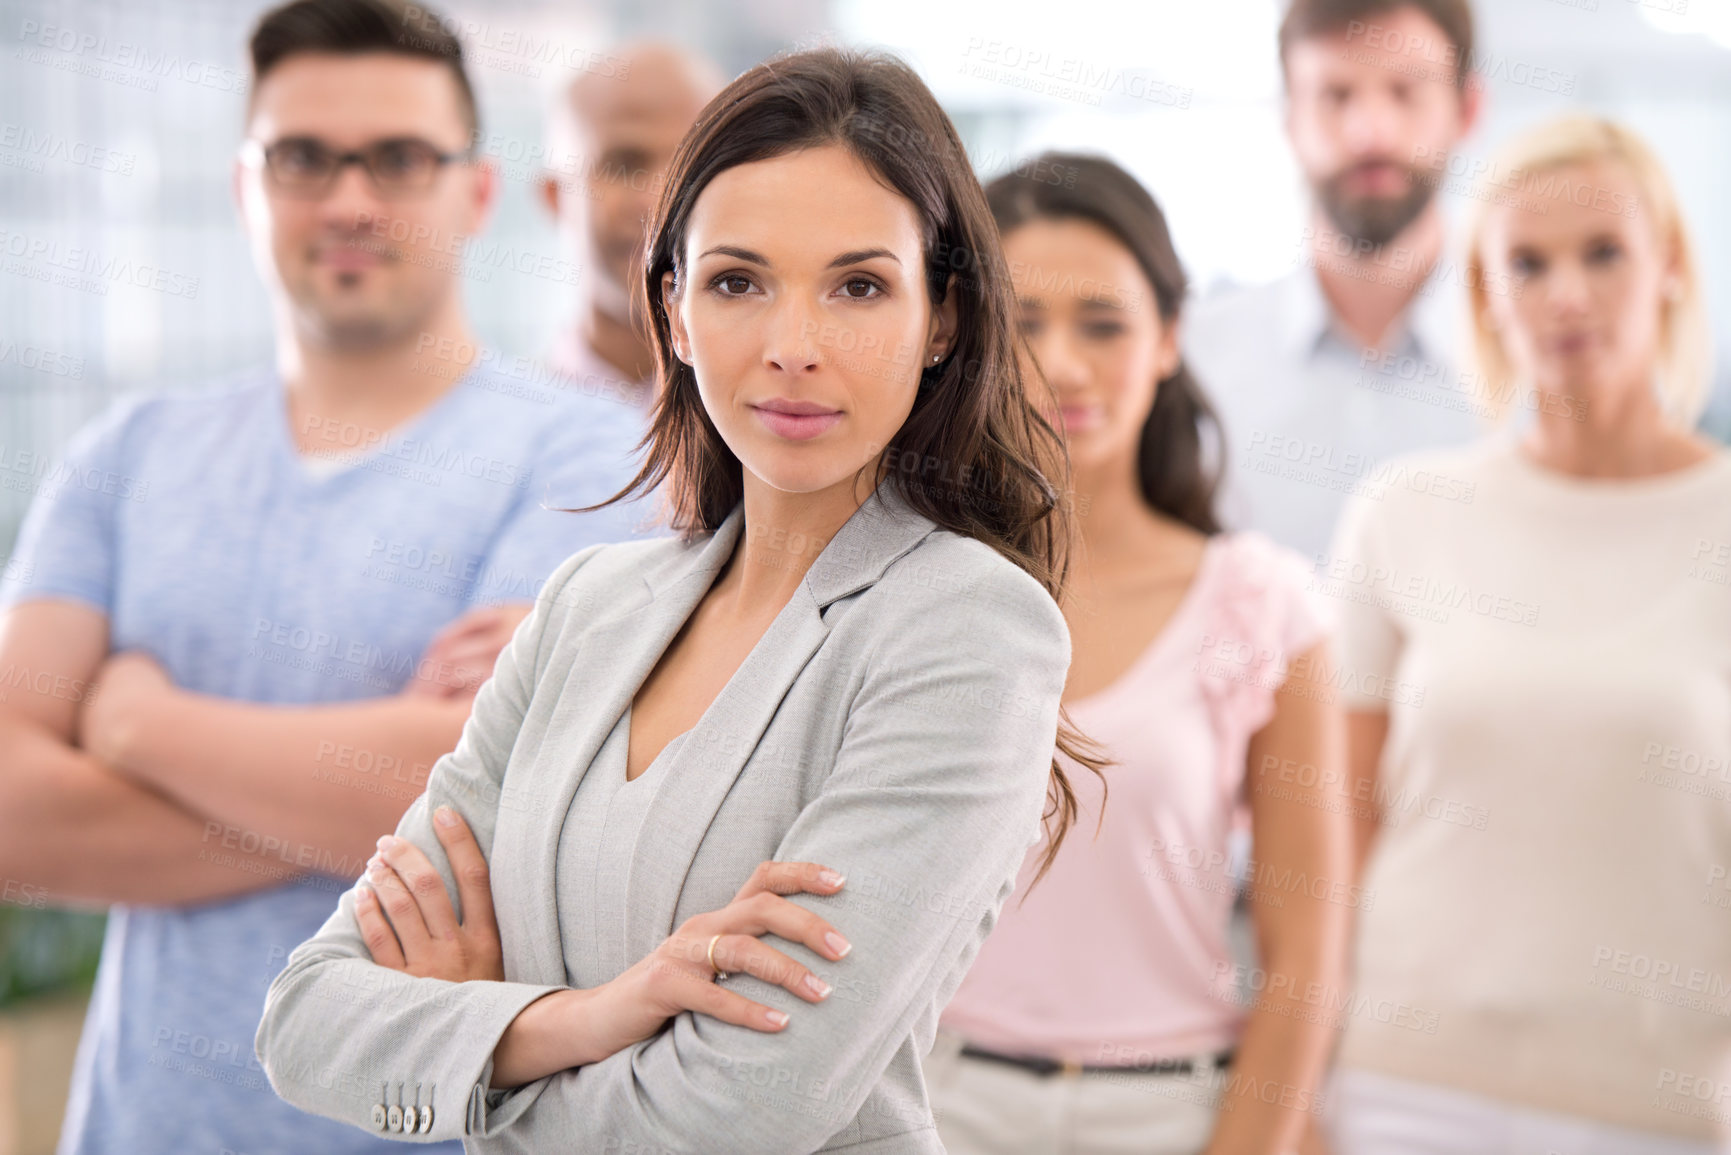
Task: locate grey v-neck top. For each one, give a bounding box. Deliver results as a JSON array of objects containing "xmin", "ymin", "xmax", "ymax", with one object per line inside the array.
[{"xmin": 557, "ymin": 705, "xmax": 691, "ymax": 990}]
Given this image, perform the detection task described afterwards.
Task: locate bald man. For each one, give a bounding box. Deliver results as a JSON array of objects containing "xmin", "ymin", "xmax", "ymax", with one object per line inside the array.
[{"xmin": 540, "ymin": 42, "xmax": 724, "ymax": 410}]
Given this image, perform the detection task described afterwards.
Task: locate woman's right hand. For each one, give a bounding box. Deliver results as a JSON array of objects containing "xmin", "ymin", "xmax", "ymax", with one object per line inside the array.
[
  {"xmin": 586, "ymin": 860, "xmax": 851, "ymax": 1056},
  {"xmin": 491, "ymin": 860, "xmax": 852, "ymax": 1088}
]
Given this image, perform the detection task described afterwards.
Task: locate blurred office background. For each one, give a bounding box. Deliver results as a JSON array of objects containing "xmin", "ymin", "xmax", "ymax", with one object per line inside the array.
[{"xmin": 1, "ymin": 0, "xmax": 1729, "ymax": 1149}]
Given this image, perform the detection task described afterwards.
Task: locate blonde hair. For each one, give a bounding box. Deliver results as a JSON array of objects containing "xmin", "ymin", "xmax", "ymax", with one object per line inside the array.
[{"xmin": 1461, "ymin": 114, "xmax": 1712, "ymax": 426}]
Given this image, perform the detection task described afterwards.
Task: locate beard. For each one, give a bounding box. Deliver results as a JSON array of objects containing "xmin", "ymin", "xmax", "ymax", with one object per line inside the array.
[
  {"xmin": 304, "ymin": 308, "xmax": 398, "ymax": 350},
  {"xmin": 292, "ymin": 254, "xmax": 435, "ymax": 352},
  {"xmin": 1315, "ymin": 161, "xmax": 1436, "ymax": 250},
  {"xmin": 295, "ymin": 282, "xmax": 413, "ymax": 350}
]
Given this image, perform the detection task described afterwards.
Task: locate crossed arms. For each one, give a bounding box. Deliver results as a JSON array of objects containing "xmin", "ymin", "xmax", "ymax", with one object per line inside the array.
[{"xmin": 0, "ymin": 596, "xmax": 523, "ymax": 908}]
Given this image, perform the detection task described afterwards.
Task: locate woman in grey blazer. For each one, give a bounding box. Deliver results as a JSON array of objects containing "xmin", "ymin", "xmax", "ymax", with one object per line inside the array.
[{"xmin": 257, "ymin": 48, "xmax": 1101, "ymax": 1153}]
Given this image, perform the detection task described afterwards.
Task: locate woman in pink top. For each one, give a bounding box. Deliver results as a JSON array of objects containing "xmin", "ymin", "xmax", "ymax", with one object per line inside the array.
[{"xmin": 929, "ymin": 154, "xmax": 1354, "ymax": 1155}]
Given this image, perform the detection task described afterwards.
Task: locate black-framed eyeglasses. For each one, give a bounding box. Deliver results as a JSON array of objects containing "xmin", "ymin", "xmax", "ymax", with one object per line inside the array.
[{"xmin": 240, "ymin": 136, "xmax": 473, "ymax": 199}]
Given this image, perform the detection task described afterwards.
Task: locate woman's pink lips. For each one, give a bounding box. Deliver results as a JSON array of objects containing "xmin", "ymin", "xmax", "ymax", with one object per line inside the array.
[
  {"xmin": 752, "ymin": 405, "xmax": 843, "ymax": 441},
  {"xmin": 1051, "ymin": 405, "xmax": 1103, "ymax": 432}
]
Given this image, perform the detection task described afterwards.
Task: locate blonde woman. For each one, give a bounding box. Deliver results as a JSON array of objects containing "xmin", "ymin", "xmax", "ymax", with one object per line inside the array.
[{"xmin": 1319, "ymin": 115, "xmax": 1730, "ymax": 1153}]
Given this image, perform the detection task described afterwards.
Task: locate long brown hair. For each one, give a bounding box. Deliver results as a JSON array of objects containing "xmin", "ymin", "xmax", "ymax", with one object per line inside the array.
[
  {"xmin": 987, "ymin": 152, "xmax": 1224, "ymax": 536},
  {"xmin": 581, "ymin": 47, "xmax": 1105, "ymax": 878}
]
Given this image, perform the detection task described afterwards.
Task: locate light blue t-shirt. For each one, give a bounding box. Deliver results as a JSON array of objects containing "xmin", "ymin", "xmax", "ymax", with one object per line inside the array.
[{"xmin": 1, "ymin": 365, "xmax": 655, "ymax": 1155}]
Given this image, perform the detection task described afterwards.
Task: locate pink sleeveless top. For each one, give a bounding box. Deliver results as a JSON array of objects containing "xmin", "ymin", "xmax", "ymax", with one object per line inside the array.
[{"xmin": 940, "ymin": 532, "xmax": 1329, "ymax": 1062}]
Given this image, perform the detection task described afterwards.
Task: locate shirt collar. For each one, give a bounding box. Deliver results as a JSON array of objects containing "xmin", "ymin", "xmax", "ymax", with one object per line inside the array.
[
  {"xmin": 1407, "ymin": 257, "xmax": 1463, "ymax": 367},
  {"xmin": 1279, "ymin": 242, "xmax": 1462, "ymax": 366},
  {"xmin": 1277, "ymin": 261, "xmax": 1333, "ymax": 358}
]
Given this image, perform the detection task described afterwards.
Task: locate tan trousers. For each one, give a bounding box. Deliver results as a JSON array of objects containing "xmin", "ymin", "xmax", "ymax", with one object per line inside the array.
[{"xmin": 926, "ymin": 1029, "xmax": 1222, "ymax": 1155}]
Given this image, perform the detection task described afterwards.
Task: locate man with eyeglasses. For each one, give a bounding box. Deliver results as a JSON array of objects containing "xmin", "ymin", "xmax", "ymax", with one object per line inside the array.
[{"xmin": 0, "ymin": 1, "xmax": 645, "ymax": 1152}]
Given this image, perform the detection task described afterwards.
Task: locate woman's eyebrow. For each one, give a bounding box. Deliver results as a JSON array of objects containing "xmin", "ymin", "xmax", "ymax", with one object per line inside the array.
[
  {"xmin": 698, "ymin": 244, "xmax": 769, "ymax": 264},
  {"xmin": 695, "ymin": 245, "xmax": 902, "ymax": 269},
  {"xmin": 828, "ymin": 247, "xmax": 900, "ymax": 269}
]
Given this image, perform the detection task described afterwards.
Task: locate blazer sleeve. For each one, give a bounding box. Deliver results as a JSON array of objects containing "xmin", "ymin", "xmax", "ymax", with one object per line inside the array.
[
  {"xmin": 468, "ymin": 544, "xmax": 1072, "ymax": 1152},
  {"xmin": 254, "ymin": 545, "xmax": 607, "ymax": 1144}
]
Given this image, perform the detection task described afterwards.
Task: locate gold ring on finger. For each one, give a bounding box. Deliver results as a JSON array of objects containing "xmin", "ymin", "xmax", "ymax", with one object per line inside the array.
[{"xmin": 706, "ymin": 933, "xmax": 730, "ymax": 981}]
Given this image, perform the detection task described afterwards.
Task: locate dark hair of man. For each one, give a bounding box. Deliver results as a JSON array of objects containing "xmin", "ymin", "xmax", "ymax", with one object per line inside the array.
[
  {"xmin": 1279, "ymin": 0, "xmax": 1475, "ymax": 90},
  {"xmin": 248, "ymin": 0, "xmax": 480, "ymax": 136}
]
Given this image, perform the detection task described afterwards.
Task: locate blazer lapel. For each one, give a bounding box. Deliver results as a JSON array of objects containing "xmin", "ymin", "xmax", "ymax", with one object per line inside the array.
[
  {"xmin": 497, "ymin": 508, "xmax": 747, "ymax": 985},
  {"xmin": 621, "ymin": 483, "xmax": 938, "ymax": 961},
  {"xmin": 619, "ymin": 586, "xmax": 832, "ymax": 962}
]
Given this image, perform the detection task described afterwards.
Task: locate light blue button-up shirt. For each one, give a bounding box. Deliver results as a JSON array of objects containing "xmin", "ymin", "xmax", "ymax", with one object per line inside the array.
[{"xmin": 1186, "ymin": 258, "xmax": 1487, "ymax": 563}]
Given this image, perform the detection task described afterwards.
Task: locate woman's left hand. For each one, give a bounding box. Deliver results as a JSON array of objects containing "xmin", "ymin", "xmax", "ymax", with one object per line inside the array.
[{"xmin": 357, "ymin": 805, "xmax": 504, "ymax": 982}]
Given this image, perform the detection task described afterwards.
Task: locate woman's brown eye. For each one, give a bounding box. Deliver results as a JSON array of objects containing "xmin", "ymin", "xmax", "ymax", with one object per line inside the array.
[
  {"xmin": 719, "ymin": 276, "xmax": 751, "ymax": 294},
  {"xmin": 844, "ymin": 279, "xmax": 879, "ymax": 298}
]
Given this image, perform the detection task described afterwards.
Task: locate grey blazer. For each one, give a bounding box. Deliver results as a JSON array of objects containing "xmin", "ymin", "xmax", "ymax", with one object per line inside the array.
[{"xmin": 256, "ymin": 481, "xmax": 1071, "ymax": 1153}]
